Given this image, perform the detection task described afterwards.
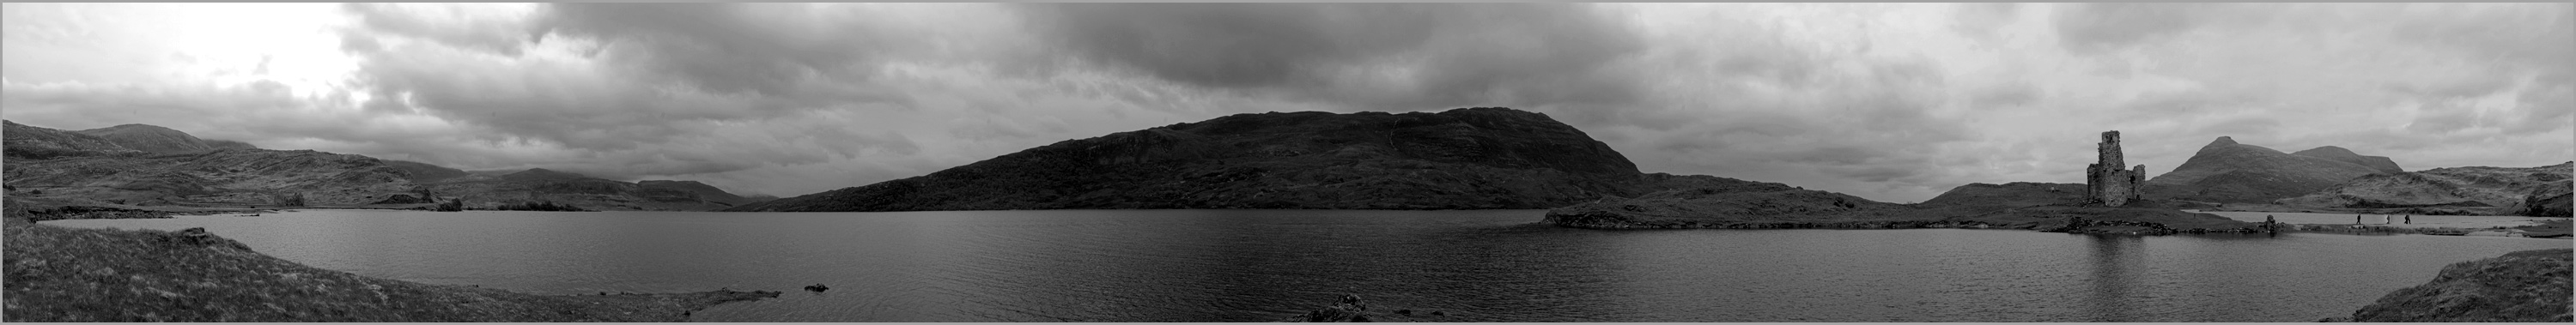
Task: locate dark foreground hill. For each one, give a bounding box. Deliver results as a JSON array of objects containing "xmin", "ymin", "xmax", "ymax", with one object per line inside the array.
[
  {"xmin": 729, "ymin": 107, "xmax": 1746, "ymax": 212},
  {"xmin": 2324, "ymin": 249, "xmax": 2572, "ymax": 322},
  {"xmin": 2275, "ymin": 162, "xmax": 2573, "ymax": 216},
  {"xmin": 3, "ymin": 122, "xmax": 749, "ymax": 212},
  {"xmin": 2144, "ymin": 136, "xmax": 2397, "ymax": 203},
  {"xmin": 1, "ymin": 199, "xmax": 778, "ymax": 322}
]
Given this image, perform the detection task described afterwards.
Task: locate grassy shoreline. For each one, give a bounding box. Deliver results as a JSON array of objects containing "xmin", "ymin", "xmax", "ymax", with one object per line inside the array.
[{"xmin": 2, "ymin": 199, "xmax": 780, "ymax": 322}]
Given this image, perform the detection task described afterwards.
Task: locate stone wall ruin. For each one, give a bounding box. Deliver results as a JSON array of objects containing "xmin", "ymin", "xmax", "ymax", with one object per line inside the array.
[{"xmin": 2087, "ymin": 131, "xmax": 2147, "ymax": 207}]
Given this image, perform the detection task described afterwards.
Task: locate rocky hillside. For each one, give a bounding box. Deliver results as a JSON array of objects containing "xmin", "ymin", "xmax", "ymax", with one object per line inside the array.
[
  {"xmin": 2291, "ymin": 146, "xmax": 2405, "ymax": 174},
  {"xmin": 2274, "ymin": 162, "xmax": 2573, "ymax": 215},
  {"xmin": 4, "ymin": 148, "xmax": 424, "ymax": 206},
  {"xmin": 2326, "ymin": 249, "xmax": 2571, "ymax": 322},
  {"xmin": 3, "ymin": 122, "xmax": 750, "ymax": 212},
  {"xmin": 3, "ymin": 120, "xmax": 141, "ymax": 159},
  {"xmin": 74, "ymin": 123, "xmax": 226, "ymax": 153},
  {"xmin": 729, "ymin": 107, "xmax": 1741, "ymax": 212},
  {"xmin": 2144, "ymin": 136, "xmax": 2397, "ymax": 203}
]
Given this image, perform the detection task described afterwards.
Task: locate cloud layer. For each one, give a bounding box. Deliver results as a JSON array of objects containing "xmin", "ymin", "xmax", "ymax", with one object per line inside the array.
[{"xmin": 4, "ymin": 3, "xmax": 2569, "ymax": 202}]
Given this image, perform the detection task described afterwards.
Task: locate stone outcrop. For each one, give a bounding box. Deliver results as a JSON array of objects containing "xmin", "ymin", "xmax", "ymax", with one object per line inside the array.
[
  {"xmin": 2085, "ymin": 131, "xmax": 2147, "ymax": 207},
  {"xmin": 2324, "ymin": 249, "xmax": 2571, "ymax": 322}
]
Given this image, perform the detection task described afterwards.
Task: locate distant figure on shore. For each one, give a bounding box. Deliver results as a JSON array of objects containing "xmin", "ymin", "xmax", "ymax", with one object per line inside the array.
[
  {"xmin": 2356, "ymin": 214, "xmax": 2363, "ymax": 225},
  {"xmin": 2405, "ymin": 214, "xmax": 2411, "ymax": 224}
]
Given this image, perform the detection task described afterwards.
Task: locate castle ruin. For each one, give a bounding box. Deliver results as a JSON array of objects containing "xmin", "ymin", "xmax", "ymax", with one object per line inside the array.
[{"xmin": 2086, "ymin": 131, "xmax": 2147, "ymax": 207}]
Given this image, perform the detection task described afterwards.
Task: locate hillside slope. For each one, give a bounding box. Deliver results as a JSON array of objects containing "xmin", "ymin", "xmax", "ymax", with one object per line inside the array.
[
  {"xmin": 74, "ymin": 123, "xmax": 222, "ymax": 153},
  {"xmin": 3, "ymin": 120, "xmax": 142, "ymax": 159},
  {"xmin": 3, "ymin": 122, "xmax": 750, "ymax": 212},
  {"xmin": 2291, "ymin": 146, "xmax": 2405, "ymax": 174},
  {"xmin": 2275, "ymin": 162, "xmax": 2573, "ymax": 215},
  {"xmin": 730, "ymin": 107, "xmax": 1741, "ymax": 212}
]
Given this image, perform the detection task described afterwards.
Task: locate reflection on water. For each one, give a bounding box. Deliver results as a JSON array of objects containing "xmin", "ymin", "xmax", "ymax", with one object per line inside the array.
[
  {"xmin": 2083, "ymin": 235, "xmax": 2144, "ymax": 322},
  {"xmin": 46, "ymin": 210, "xmax": 2568, "ymax": 322}
]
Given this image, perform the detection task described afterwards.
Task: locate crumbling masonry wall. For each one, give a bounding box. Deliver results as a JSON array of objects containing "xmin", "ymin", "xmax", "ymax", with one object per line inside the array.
[{"xmin": 2087, "ymin": 131, "xmax": 2147, "ymax": 207}]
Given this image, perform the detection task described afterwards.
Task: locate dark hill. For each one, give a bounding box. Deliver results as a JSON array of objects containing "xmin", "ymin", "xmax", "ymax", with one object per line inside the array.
[
  {"xmin": 2144, "ymin": 136, "xmax": 2393, "ymax": 203},
  {"xmin": 2292, "ymin": 146, "xmax": 2404, "ymax": 174},
  {"xmin": 3, "ymin": 120, "xmax": 141, "ymax": 159},
  {"xmin": 384, "ymin": 159, "xmax": 469, "ymax": 183},
  {"xmin": 728, "ymin": 107, "xmax": 1736, "ymax": 212},
  {"xmin": 75, "ymin": 123, "xmax": 221, "ymax": 153},
  {"xmin": 1914, "ymin": 182, "xmax": 2090, "ymax": 216},
  {"xmin": 3, "ymin": 122, "xmax": 750, "ymax": 212},
  {"xmin": 638, "ymin": 180, "xmax": 751, "ymax": 206},
  {"xmin": 204, "ymin": 139, "xmax": 259, "ymax": 150}
]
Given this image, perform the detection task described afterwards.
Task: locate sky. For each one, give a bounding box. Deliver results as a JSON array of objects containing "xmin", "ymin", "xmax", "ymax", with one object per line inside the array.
[{"xmin": 3, "ymin": 3, "xmax": 2569, "ymax": 202}]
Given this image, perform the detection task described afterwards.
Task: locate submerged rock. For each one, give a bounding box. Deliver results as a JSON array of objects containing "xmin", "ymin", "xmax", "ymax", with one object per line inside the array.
[{"xmin": 1282, "ymin": 294, "xmax": 1372, "ymax": 322}]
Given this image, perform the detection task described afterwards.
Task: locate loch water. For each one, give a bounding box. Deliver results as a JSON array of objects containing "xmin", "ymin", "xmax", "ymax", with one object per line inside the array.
[{"xmin": 46, "ymin": 209, "xmax": 2568, "ymax": 322}]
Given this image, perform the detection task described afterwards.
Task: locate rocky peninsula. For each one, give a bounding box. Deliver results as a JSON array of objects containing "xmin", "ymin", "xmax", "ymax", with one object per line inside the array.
[{"xmin": 0, "ymin": 198, "xmax": 780, "ymax": 322}]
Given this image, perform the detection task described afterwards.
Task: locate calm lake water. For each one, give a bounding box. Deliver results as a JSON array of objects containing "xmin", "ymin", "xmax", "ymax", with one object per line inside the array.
[{"xmin": 46, "ymin": 209, "xmax": 2571, "ymax": 322}]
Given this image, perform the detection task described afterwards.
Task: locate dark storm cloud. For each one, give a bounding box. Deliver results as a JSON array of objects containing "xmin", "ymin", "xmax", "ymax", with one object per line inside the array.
[
  {"xmin": 2052, "ymin": 3, "xmax": 2234, "ymax": 52},
  {"xmin": 1009, "ymin": 3, "xmax": 1648, "ymax": 109},
  {"xmin": 330, "ymin": 3, "xmax": 939, "ymax": 184},
  {"xmin": 533, "ymin": 3, "xmax": 916, "ymax": 96}
]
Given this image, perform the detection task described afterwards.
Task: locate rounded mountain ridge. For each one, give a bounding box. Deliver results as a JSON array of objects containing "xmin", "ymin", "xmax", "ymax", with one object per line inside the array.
[{"xmin": 728, "ymin": 106, "xmax": 1730, "ymax": 212}]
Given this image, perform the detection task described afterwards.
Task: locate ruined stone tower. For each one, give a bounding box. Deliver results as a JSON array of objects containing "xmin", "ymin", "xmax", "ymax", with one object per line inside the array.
[{"xmin": 2086, "ymin": 131, "xmax": 2147, "ymax": 207}]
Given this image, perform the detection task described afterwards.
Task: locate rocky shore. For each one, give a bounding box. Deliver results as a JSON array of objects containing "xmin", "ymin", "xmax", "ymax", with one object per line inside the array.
[
  {"xmin": 1277, "ymin": 294, "xmax": 1454, "ymax": 322},
  {"xmin": 1, "ymin": 199, "xmax": 779, "ymax": 322},
  {"xmin": 1540, "ymin": 182, "xmax": 2270, "ymax": 235},
  {"xmin": 2324, "ymin": 249, "xmax": 2572, "ymax": 322}
]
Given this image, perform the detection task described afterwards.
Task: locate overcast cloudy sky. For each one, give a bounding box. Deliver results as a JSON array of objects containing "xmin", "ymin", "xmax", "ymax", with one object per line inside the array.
[{"xmin": 4, "ymin": 3, "xmax": 2569, "ymax": 202}]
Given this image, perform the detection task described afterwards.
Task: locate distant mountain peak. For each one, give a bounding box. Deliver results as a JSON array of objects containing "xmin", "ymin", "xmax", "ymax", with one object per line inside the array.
[
  {"xmin": 2150, "ymin": 136, "xmax": 2399, "ymax": 202},
  {"xmin": 2208, "ymin": 136, "xmax": 2238, "ymax": 147}
]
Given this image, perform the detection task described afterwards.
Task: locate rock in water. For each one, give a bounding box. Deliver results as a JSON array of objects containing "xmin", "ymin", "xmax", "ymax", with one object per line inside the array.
[
  {"xmin": 804, "ymin": 284, "xmax": 829, "ymax": 292},
  {"xmin": 1283, "ymin": 294, "xmax": 1372, "ymax": 322}
]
